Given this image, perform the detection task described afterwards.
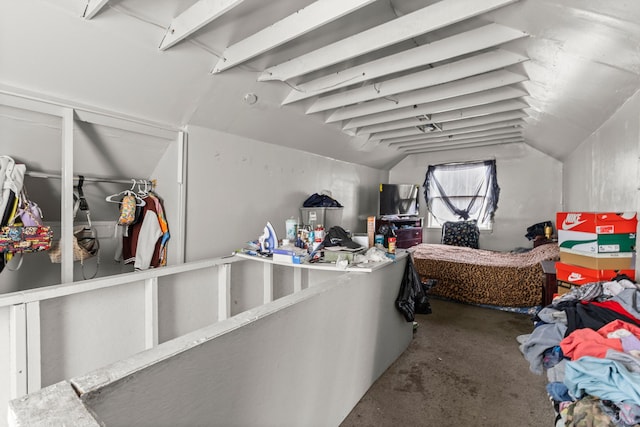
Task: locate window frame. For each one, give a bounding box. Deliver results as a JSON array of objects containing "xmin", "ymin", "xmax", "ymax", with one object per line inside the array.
[{"xmin": 423, "ymin": 159, "xmax": 499, "ymax": 231}]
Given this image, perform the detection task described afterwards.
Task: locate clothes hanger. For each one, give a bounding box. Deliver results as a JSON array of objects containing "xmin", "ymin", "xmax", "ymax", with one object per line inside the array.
[
  {"xmin": 105, "ymin": 179, "xmax": 146, "ymax": 206},
  {"xmin": 136, "ymin": 179, "xmax": 149, "ymax": 197}
]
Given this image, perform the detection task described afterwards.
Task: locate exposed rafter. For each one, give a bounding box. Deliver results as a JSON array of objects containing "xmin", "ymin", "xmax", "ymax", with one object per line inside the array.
[
  {"xmin": 343, "ymin": 86, "xmax": 528, "ymax": 130},
  {"xmin": 356, "ymin": 99, "xmax": 529, "ymax": 136},
  {"xmin": 402, "ymin": 137, "xmax": 524, "ymax": 154},
  {"xmin": 384, "ymin": 119, "xmax": 525, "ymax": 145},
  {"xmin": 307, "ymin": 50, "xmax": 528, "ymax": 114},
  {"xmin": 212, "ymin": 0, "xmax": 378, "ymax": 73},
  {"xmin": 282, "ymin": 23, "xmax": 528, "ymax": 104},
  {"xmin": 394, "ymin": 129, "xmax": 524, "ymax": 149},
  {"xmin": 326, "ymin": 70, "xmax": 527, "ymax": 123},
  {"xmin": 159, "ymin": 0, "xmax": 246, "ymax": 51},
  {"xmin": 259, "ymin": 0, "xmax": 520, "ymax": 82},
  {"xmin": 82, "ymin": 0, "xmax": 109, "ymax": 19}
]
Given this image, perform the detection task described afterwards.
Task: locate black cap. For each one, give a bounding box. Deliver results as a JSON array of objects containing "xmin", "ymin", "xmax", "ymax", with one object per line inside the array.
[{"xmin": 323, "ymin": 226, "xmax": 361, "ymax": 249}]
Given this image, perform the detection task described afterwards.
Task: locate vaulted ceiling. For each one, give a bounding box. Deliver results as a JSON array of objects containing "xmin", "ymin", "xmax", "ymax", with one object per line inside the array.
[{"xmin": 2, "ymin": 0, "xmax": 640, "ymax": 169}]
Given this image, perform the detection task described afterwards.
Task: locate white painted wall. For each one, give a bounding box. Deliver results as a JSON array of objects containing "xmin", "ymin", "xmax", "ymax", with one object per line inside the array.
[
  {"xmin": 39, "ymin": 260, "xmax": 412, "ymax": 427},
  {"xmin": 563, "ymin": 89, "xmax": 640, "ymax": 212},
  {"xmin": 184, "ymin": 125, "xmax": 389, "ymax": 260},
  {"xmin": 390, "ymin": 142, "xmax": 563, "ymax": 251}
]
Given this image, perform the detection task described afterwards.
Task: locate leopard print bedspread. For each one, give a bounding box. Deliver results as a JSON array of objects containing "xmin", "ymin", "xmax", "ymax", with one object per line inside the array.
[{"xmin": 412, "ymin": 243, "xmax": 560, "ymax": 307}]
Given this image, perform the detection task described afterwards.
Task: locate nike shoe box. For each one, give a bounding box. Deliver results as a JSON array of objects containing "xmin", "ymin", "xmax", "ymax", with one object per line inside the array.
[
  {"xmin": 559, "ymin": 248, "xmax": 635, "ymax": 270},
  {"xmin": 556, "ymin": 261, "xmax": 635, "ymax": 286},
  {"xmin": 556, "ymin": 212, "xmax": 637, "ymax": 254}
]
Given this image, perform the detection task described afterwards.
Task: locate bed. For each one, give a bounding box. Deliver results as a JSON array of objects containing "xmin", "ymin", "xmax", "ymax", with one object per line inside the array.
[{"xmin": 412, "ymin": 243, "xmax": 560, "ymax": 307}]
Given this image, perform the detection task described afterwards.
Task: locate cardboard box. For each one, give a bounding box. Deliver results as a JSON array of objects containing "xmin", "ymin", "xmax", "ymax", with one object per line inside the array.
[
  {"xmin": 555, "ymin": 261, "xmax": 634, "ymax": 286},
  {"xmin": 557, "ymin": 212, "xmax": 638, "ymax": 234},
  {"xmin": 367, "ymin": 216, "xmax": 376, "ymax": 248},
  {"xmin": 559, "ymin": 248, "xmax": 635, "ymax": 270},
  {"xmin": 557, "ymin": 230, "xmax": 636, "ymax": 253}
]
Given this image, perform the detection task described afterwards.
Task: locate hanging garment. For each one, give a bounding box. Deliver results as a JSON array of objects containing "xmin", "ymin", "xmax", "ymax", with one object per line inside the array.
[
  {"xmin": 122, "ymin": 194, "xmax": 164, "ymax": 270},
  {"xmin": 149, "ymin": 192, "xmax": 169, "ymax": 266},
  {"xmin": 0, "ymin": 156, "xmax": 26, "ymax": 226}
]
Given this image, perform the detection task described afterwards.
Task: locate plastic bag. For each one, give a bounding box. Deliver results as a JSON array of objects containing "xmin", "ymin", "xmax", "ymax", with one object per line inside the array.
[{"xmin": 395, "ymin": 256, "xmax": 431, "ymax": 322}]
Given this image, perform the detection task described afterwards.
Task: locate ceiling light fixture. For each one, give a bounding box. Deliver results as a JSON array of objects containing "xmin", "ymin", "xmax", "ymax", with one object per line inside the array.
[{"xmin": 243, "ymin": 93, "xmax": 258, "ymax": 105}]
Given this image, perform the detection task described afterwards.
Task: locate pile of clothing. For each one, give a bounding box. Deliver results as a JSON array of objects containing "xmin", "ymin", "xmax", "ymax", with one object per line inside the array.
[{"xmin": 519, "ymin": 277, "xmax": 640, "ymax": 426}]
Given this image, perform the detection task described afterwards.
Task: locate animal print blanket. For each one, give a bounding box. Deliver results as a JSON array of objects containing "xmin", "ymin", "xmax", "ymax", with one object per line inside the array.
[{"xmin": 412, "ymin": 243, "xmax": 560, "ymax": 307}]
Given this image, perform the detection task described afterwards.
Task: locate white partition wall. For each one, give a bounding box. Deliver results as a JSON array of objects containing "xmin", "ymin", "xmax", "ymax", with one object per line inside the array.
[{"xmin": 9, "ymin": 257, "xmax": 412, "ymax": 426}]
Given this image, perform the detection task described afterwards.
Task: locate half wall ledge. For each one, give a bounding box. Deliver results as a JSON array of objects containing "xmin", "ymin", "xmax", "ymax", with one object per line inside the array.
[{"xmin": 8, "ymin": 254, "xmax": 412, "ymax": 426}]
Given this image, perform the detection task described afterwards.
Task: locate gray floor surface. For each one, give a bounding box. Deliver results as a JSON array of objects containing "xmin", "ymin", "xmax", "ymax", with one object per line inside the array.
[{"xmin": 340, "ymin": 298, "xmax": 555, "ymax": 427}]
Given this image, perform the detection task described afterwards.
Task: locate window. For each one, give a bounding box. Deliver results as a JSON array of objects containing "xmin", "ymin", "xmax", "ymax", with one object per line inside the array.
[{"xmin": 423, "ymin": 160, "xmax": 500, "ymax": 230}]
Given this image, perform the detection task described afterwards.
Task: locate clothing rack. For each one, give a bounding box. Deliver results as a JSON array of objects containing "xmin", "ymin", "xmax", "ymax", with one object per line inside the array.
[{"xmin": 25, "ymin": 171, "xmax": 155, "ymax": 187}]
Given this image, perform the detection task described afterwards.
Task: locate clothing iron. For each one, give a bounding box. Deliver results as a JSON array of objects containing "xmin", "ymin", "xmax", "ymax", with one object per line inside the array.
[{"xmin": 258, "ymin": 221, "xmax": 278, "ymax": 253}]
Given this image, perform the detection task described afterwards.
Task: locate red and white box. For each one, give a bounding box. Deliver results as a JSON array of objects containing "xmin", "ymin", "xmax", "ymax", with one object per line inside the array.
[
  {"xmin": 557, "ymin": 212, "xmax": 638, "ymax": 254},
  {"xmin": 557, "ymin": 212, "xmax": 637, "ymax": 234},
  {"xmin": 556, "ymin": 261, "xmax": 634, "ymax": 286}
]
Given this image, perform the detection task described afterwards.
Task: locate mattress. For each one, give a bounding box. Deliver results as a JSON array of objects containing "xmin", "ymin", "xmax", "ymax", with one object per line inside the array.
[{"xmin": 412, "ymin": 243, "xmax": 560, "ymax": 307}]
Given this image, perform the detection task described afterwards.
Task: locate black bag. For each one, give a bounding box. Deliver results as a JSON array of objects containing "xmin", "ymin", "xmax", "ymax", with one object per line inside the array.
[
  {"xmin": 525, "ymin": 220, "xmax": 552, "ymax": 240},
  {"xmin": 395, "ymin": 256, "xmax": 431, "ymax": 322}
]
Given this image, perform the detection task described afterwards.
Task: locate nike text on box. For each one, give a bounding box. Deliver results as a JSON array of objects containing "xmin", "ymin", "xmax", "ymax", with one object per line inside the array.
[
  {"xmin": 555, "ymin": 262, "xmax": 635, "ymax": 286},
  {"xmin": 556, "ymin": 212, "xmax": 638, "ymax": 234}
]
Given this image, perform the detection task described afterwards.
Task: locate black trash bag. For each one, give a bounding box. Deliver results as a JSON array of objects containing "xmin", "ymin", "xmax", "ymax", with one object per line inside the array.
[
  {"xmin": 396, "ymin": 256, "xmax": 431, "ymax": 322},
  {"xmin": 302, "ymin": 193, "xmax": 343, "ymax": 208},
  {"xmin": 525, "ymin": 220, "xmax": 552, "ymax": 241},
  {"xmin": 415, "ymin": 280, "xmax": 433, "ymax": 315}
]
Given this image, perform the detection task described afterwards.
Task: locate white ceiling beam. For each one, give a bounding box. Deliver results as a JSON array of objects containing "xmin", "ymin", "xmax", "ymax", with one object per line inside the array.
[
  {"xmin": 384, "ymin": 119, "xmax": 524, "ymax": 144},
  {"xmin": 307, "ymin": 50, "xmax": 528, "ymax": 114},
  {"xmin": 326, "ymin": 70, "xmax": 527, "ymax": 123},
  {"xmin": 159, "ymin": 0, "xmax": 246, "ymax": 51},
  {"xmin": 82, "ymin": 0, "xmax": 109, "ymax": 19},
  {"xmin": 402, "ymin": 138, "xmax": 524, "ymax": 154},
  {"xmin": 395, "ymin": 129, "xmax": 523, "ymax": 149},
  {"xmin": 372, "ymin": 109, "xmax": 527, "ymax": 141},
  {"xmin": 260, "ymin": 0, "xmax": 520, "ymax": 82},
  {"xmin": 441, "ymin": 110, "xmax": 527, "ymax": 130},
  {"xmin": 282, "ymin": 23, "xmax": 528, "ymax": 104},
  {"xmin": 343, "ymin": 86, "xmax": 528, "ymax": 130},
  {"xmin": 357, "ymin": 99, "xmax": 528, "ymax": 136},
  {"xmin": 213, "ymin": 0, "xmax": 378, "ymax": 73}
]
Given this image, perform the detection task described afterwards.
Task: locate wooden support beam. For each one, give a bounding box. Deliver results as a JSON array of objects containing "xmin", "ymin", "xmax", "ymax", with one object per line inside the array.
[
  {"xmin": 402, "ymin": 137, "xmax": 524, "ymax": 153},
  {"xmin": 61, "ymin": 108, "xmax": 74, "ymax": 283},
  {"xmin": 145, "ymin": 278, "xmax": 159, "ymax": 349},
  {"xmin": 26, "ymin": 302, "xmax": 41, "ymax": 393},
  {"xmin": 395, "ymin": 129, "xmax": 523, "ymax": 149},
  {"xmin": 217, "ymin": 263, "xmax": 231, "ymax": 321},
  {"xmin": 261, "ymin": 0, "xmax": 520, "ymax": 82},
  {"xmin": 159, "ymin": 0, "xmax": 246, "ymax": 51},
  {"xmin": 283, "ymin": 23, "xmax": 527, "ymax": 104},
  {"xmin": 370, "ymin": 110, "xmax": 527, "ymax": 141},
  {"xmin": 343, "ymin": 86, "xmax": 528, "ymax": 130},
  {"xmin": 326, "ymin": 70, "xmax": 527, "ymax": 123},
  {"xmin": 357, "ymin": 99, "xmax": 528, "ymax": 136},
  {"xmin": 307, "ymin": 50, "xmax": 528, "ymax": 113},
  {"xmin": 263, "ymin": 263, "xmax": 273, "ymax": 304},
  {"xmin": 213, "ymin": 0, "xmax": 377, "ymax": 72},
  {"xmin": 385, "ymin": 119, "xmax": 525, "ymax": 144},
  {"xmin": 82, "ymin": 0, "xmax": 109, "ymax": 19},
  {"xmin": 10, "ymin": 304, "xmax": 27, "ymax": 399}
]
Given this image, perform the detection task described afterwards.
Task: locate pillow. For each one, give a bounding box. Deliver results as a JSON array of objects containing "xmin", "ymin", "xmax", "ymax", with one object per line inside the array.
[{"xmin": 441, "ymin": 220, "xmax": 480, "ymax": 249}]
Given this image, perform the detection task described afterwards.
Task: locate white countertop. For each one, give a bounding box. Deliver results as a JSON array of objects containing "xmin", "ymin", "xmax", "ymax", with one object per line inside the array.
[{"xmin": 234, "ymin": 249, "xmax": 407, "ymax": 273}]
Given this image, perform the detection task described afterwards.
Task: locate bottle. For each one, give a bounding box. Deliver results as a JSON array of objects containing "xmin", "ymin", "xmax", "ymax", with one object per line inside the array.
[
  {"xmin": 285, "ymin": 217, "xmax": 297, "ymax": 241},
  {"xmin": 387, "ymin": 226, "xmax": 396, "ymax": 254},
  {"xmin": 388, "ymin": 236, "xmax": 396, "ymax": 254},
  {"xmin": 314, "ymin": 224, "xmax": 325, "ymax": 243}
]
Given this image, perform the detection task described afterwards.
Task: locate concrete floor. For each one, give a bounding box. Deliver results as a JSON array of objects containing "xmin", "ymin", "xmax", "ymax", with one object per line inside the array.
[{"xmin": 341, "ymin": 298, "xmax": 554, "ymax": 426}]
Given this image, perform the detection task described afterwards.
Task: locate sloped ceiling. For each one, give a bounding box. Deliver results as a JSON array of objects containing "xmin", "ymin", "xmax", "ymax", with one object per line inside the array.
[{"xmin": 1, "ymin": 0, "xmax": 640, "ymax": 170}]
